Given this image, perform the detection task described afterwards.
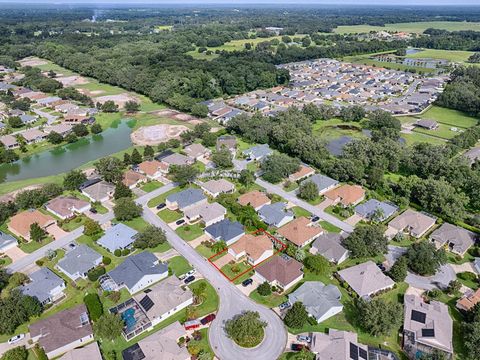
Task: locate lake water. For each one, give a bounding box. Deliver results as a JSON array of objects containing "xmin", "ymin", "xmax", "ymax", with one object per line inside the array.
[
  {"xmin": 0, "ymin": 119, "xmax": 135, "ymax": 184},
  {"xmin": 405, "ymin": 48, "xmax": 422, "ymax": 55}
]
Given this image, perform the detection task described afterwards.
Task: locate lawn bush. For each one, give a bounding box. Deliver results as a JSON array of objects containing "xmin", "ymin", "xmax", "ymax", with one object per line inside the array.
[
  {"xmin": 87, "ymin": 266, "xmax": 106, "ymax": 282},
  {"xmin": 84, "ymin": 293, "xmax": 103, "ymax": 321}
]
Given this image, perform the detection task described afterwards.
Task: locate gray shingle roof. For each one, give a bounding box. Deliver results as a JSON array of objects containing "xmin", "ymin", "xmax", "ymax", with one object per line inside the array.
[
  {"xmin": 301, "ymin": 174, "xmax": 338, "ymax": 193},
  {"xmin": 243, "ymin": 144, "xmax": 272, "ymax": 160},
  {"xmin": 430, "ymin": 223, "xmax": 477, "ymax": 256},
  {"xmin": 311, "ymin": 233, "xmax": 349, "ymax": 264},
  {"xmin": 355, "ymin": 199, "xmax": 398, "ymax": 221},
  {"xmin": 0, "ymin": 231, "xmax": 16, "ymax": 250},
  {"xmin": 108, "ymin": 252, "xmax": 168, "ymax": 291},
  {"xmin": 204, "ymin": 219, "xmax": 245, "ymax": 243},
  {"xmin": 166, "ymin": 188, "xmax": 206, "ymax": 210},
  {"xmin": 57, "ymin": 244, "xmax": 102, "ymax": 277},
  {"xmin": 19, "ymin": 268, "xmax": 64, "ymax": 303},
  {"xmin": 258, "ymin": 202, "xmax": 293, "ymax": 227},
  {"xmin": 97, "ymin": 223, "xmax": 138, "ymax": 253}
]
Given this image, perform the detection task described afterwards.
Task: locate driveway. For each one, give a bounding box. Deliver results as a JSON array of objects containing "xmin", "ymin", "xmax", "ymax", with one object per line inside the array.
[
  {"xmin": 0, "ymin": 333, "xmax": 31, "ymax": 357},
  {"xmin": 213, "ymin": 253, "xmax": 235, "ymax": 269},
  {"xmin": 4, "ymin": 246, "xmax": 27, "ymax": 262},
  {"xmin": 32, "ymin": 108, "xmax": 57, "ymax": 124},
  {"xmin": 46, "ymin": 224, "xmax": 68, "ymax": 240},
  {"xmin": 317, "ymin": 198, "xmax": 334, "ymax": 211},
  {"xmin": 345, "ymin": 214, "xmax": 363, "ymax": 226},
  {"xmin": 450, "ymin": 262, "xmax": 476, "ymax": 274}
]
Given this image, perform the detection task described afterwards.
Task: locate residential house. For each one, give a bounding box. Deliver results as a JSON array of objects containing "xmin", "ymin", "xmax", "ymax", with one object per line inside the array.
[
  {"xmin": 0, "ymin": 134, "xmax": 19, "ymax": 149},
  {"xmin": 183, "ymin": 202, "xmax": 226, "ymax": 227},
  {"xmin": 29, "ymin": 304, "xmax": 94, "ymax": 359},
  {"xmin": 45, "ymin": 196, "xmax": 91, "ymax": 220},
  {"xmin": 238, "ymin": 190, "xmax": 271, "ymax": 211},
  {"xmin": 8, "ymin": 209, "xmax": 56, "ymax": 241},
  {"xmin": 0, "ymin": 231, "xmax": 17, "ymax": 252},
  {"xmin": 255, "ymin": 254, "xmax": 303, "ymax": 291},
  {"xmin": 19, "ymin": 267, "xmax": 66, "ymax": 305},
  {"xmin": 429, "ymin": 223, "xmax": 477, "ymax": 257},
  {"xmin": 200, "ymin": 179, "xmax": 235, "ymax": 198},
  {"xmin": 386, "ymin": 209, "xmax": 436, "ymax": 239},
  {"xmin": 43, "ymin": 124, "xmax": 73, "ymax": 137},
  {"xmin": 56, "ymin": 244, "xmax": 102, "ymax": 281},
  {"xmin": 324, "ymin": 184, "xmax": 365, "ymax": 207},
  {"xmin": 456, "ymin": 289, "xmax": 480, "ymax": 312},
  {"xmin": 310, "ymin": 329, "xmax": 369, "ymax": 360},
  {"xmin": 166, "ymin": 188, "xmax": 207, "ymax": 212},
  {"xmin": 19, "ymin": 114, "xmax": 37, "ymax": 124},
  {"xmin": 463, "ymin": 146, "xmax": 480, "ymax": 166},
  {"xmin": 121, "ymin": 321, "xmax": 189, "ymax": 360},
  {"xmin": 55, "ymin": 103, "xmax": 79, "ymax": 114},
  {"xmin": 160, "ymin": 153, "xmax": 194, "ymax": 168},
  {"xmin": 403, "ymin": 294, "xmax": 453, "ymax": 358},
  {"xmin": 288, "ymin": 281, "xmax": 343, "ymax": 323},
  {"xmin": 337, "ymin": 260, "xmax": 395, "ymax": 298},
  {"xmin": 288, "ymin": 165, "xmax": 315, "ymax": 182},
  {"xmin": 59, "ymin": 342, "xmax": 103, "ymax": 360},
  {"xmin": 123, "ymin": 169, "xmax": 147, "ymax": 189},
  {"xmin": 243, "ymin": 144, "xmax": 273, "ymax": 161},
  {"xmin": 258, "ymin": 202, "xmax": 294, "ymax": 228},
  {"xmin": 300, "ymin": 174, "xmax": 337, "ymax": 195},
  {"xmin": 216, "ymin": 135, "xmax": 237, "ymax": 155},
  {"xmin": 137, "ymin": 160, "xmax": 168, "ymax": 180},
  {"xmin": 310, "ymin": 233, "xmax": 349, "ymax": 264},
  {"xmin": 228, "ymin": 233, "xmax": 274, "ymax": 266},
  {"xmin": 204, "ymin": 219, "xmax": 245, "ymax": 246},
  {"xmin": 101, "ymin": 252, "xmax": 168, "ymax": 294},
  {"xmin": 36, "ymin": 96, "xmax": 62, "ymax": 106},
  {"xmin": 354, "ymin": 199, "xmax": 398, "ymax": 222},
  {"xmin": 97, "ymin": 223, "xmax": 138, "ymax": 253},
  {"xmin": 81, "ymin": 180, "xmax": 115, "ymax": 202},
  {"xmin": 184, "ymin": 143, "xmax": 211, "ymax": 161},
  {"xmin": 277, "ymin": 216, "xmax": 323, "ymax": 247},
  {"xmin": 415, "ymin": 119, "xmax": 439, "ymax": 130},
  {"xmin": 474, "ymin": 258, "xmax": 480, "ymax": 274},
  {"xmin": 21, "ymin": 129, "xmax": 47, "ymax": 144}
]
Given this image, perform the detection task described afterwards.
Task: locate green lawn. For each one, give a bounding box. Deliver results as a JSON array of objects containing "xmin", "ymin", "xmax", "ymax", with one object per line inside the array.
[
  {"xmin": 412, "ymin": 123, "xmax": 458, "ymax": 140},
  {"xmin": 148, "ymin": 241, "xmax": 171, "ymax": 254},
  {"xmin": 147, "ymin": 187, "xmax": 181, "ymax": 208},
  {"xmin": 158, "ymin": 209, "xmax": 183, "ymax": 223},
  {"xmin": 291, "ymin": 206, "xmax": 312, "ymax": 218},
  {"xmin": 319, "ymin": 220, "xmax": 342, "ymax": 233},
  {"xmin": 249, "ymin": 289, "xmax": 287, "ymax": 308},
  {"xmin": 401, "ymin": 132, "xmax": 447, "ymax": 146},
  {"xmin": 457, "ymin": 272, "xmax": 479, "ymax": 290},
  {"xmin": 313, "ymin": 118, "xmax": 368, "ymax": 142},
  {"xmin": 334, "ymin": 21, "xmax": 480, "ymax": 34},
  {"xmin": 187, "ymin": 328, "xmax": 214, "ymax": 360},
  {"xmin": 220, "ymin": 261, "xmax": 254, "ymax": 284},
  {"xmin": 195, "ymin": 243, "xmax": 225, "ymax": 259},
  {"xmin": 283, "ymin": 182, "xmax": 298, "ymax": 192},
  {"xmin": 168, "ymin": 256, "xmax": 193, "ymax": 276},
  {"xmin": 19, "ymin": 237, "xmax": 53, "ymax": 253},
  {"xmin": 119, "ymin": 217, "xmax": 150, "ymax": 232},
  {"xmin": 401, "ymin": 106, "xmax": 479, "ymax": 129},
  {"xmin": 61, "ymin": 215, "xmax": 87, "ymax": 232},
  {"xmin": 406, "ymin": 48, "xmax": 475, "ymax": 63},
  {"xmin": 175, "ymin": 223, "xmax": 204, "ymax": 241},
  {"xmin": 140, "ymin": 181, "xmax": 163, "ymax": 193}
]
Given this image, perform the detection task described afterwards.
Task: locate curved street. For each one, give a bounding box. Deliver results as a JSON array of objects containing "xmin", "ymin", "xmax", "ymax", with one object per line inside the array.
[{"xmin": 139, "ymin": 199, "xmax": 288, "ymax": 360}]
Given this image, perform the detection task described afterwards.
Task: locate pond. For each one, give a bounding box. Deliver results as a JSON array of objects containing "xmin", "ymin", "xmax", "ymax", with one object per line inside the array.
[
  {"xmin": 405, "ymin": 48, "xmax": 422, "ymax": 55},
  {"xmin": 0, "ymin": 119, "xmax": 135, "ymax": 184}
]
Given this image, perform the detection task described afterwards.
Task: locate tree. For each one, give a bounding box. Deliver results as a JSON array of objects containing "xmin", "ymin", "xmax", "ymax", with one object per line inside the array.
[
  {"xmin": 257, "ymin": 282, "xmax": 272, "ymax": 296},
  {"xmin": 84, "ymin": 293, "xmax": 103, "ymax": 321},
  {"xmin": 406, "ymin": 241, "xmax": 447, "ymax": 276},
  {"xmin": 191, "ymin": 281, "xmax": 207, "ymax": 304},
  {"xmin": 0, "ymin": 291, "xmax": 42, "ymax": 335},
  {"xmin": 304, "ymin": 255, "xmax": 330, "ymax": 275},
  {"xmin": 239, "ymin": 169, "xmax": 255, "ymax": 187},
  {"xmin": 124, "ymin": 101, "xmax": 140, "ymax": 113},
  {"xmin": 464, "ymin": 319, "xmax": 480, "ymax": 360},
  {"xmin": 143, "ymin": 145, "xmax": 154, "ymax": 160},
  {"xmin": 72, "ymin": 124, "xmax": 89, "ymax": 137},
  {"xmin": 113, "ymin": 197, "xmax": 142, "ymax": 221},
  {"xmin": 123, "ymin": 153, "xmax": 131, "ymax": 166},
  {"xmin": 95, "ymin": 157, "xmax": 124, "ymax": 183},
  {"xmin": 114, "ymin": 182, "xmax": 133, "ymax": 200},
  {"xmin": 284, "ymin": 302, "xmax": 309, "ymax": 328},
  {"xmin": 388, "ymin": 256, "xmax": 408, "ymax": 282},
  {"xmin": 134, "ymin": 225, "xmax": 166, "ymax": 249},
  {"xmin": 91, "ymin": 123, "xmax": 103, "ymax": 134},
  {"xmin": 212, "ymin": 148, "xmax": 233, "ymax": 169},
  {"xmin": 64, "ymin": 133, "xmax": 78, "ymax": 143},
  {"xmin": 339, "ymin": 105, "xmax": 365, "ymax": 122},
  {"xmin": 93, "ymin": 313, "xmax": 124, "ymax": 341},
  {"xmin": 100, "ymin": 100, "xmax": 118, "ymax": 113},
  {"xmin": 130, "ymin": 149, "xmax": 143, "ymax": 165},
  {"xmin": 446, "ymin": 279, "xmax": 461, "ymax": 294},
  {"xmin": 170, "ymin": 165, "xmax": 200, "ymax": 186},
  {"xmin": 291, "ymin": 348, "xmax": 315, "ymax": 360},
  {"xmin": 1, "ymin": 346, "xmax": 28, "ymax": 360},
  {"xmin": 225, "ymin": 311, "xmax": 267, "ymax": 347},
  {"xmin": 297, "ymin": 181, "xmax": 318, "ymax": 201},
  {"xmin": 63, "ymin": 170, "xmax": 86, "ymax": 190},
  {"xmin": 201, "ymin": 132, "xmax": 217, "ymax": 147},
  {"xmin": 191, "ymin": 103, "xmax": 208, "ymax": 118},
  {"xmin": 30, "ymin": 223, "xmax": 46, "ymax": 243},
  {"xmin": 211, "ymin": 240, "xmax": 227, "ymax": 253},
  {"xmin": 355, "ymin": 298, "xmax": 403, "ymax": 336},
  {"xmin": 342, "ymin": 224, "xmax": 388, "ymax": 258},
  {"xmin": 84, "ymin": 218, "xmax": 102, "ymax": 237},
  {"xmin": 261, "ymin": 153, "xmax": 300, "ymax": 184},
  {"xmin": 46, "ymin": 131, "xmax": 64, "ymax": 144},
  {"xmin": 8, "ymin": 117, "xmax": 23, "ymax": 128}
]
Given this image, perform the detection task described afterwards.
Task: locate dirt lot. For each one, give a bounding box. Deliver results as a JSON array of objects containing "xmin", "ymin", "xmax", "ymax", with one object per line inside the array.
[
  {"xmin": 131, "ymin": 124, "xmax": 189, "ymax": 145},
  {"xmin": 78, "ymin": 89, "xmax": 105, "ymax": 97},
  {"xmin": 55, "ymin": 75, "xmax": 89, "ymax": 87},
  {"xmin": 18, "ymin": 57, "xmax": 48, "ymax": 67},
  {"xmin": 150, "ymin": 109, "xmax": 202, "ymax": 125},
  {"xmin": 94, "ymin": 93, "xmax": 140, "ymax": 109}
]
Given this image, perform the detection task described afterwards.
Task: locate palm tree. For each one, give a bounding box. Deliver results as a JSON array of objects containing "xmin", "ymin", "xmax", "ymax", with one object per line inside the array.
[
  {"xmin": 192, "ymin": 282, "xmax": 207, "ymax": 305},
  {"xmin": 211, "ymin": 240, "xmax": 227, "ymax": 254}
]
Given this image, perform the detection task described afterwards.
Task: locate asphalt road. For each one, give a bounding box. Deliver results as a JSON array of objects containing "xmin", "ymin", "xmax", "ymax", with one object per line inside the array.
[
  {"xmin": 139, "ymin": 198, "xmax": 287, "ymax": 360},
  {"xmin": 255, "ymin": 178, "xmax": 354, "ymax": 233}
]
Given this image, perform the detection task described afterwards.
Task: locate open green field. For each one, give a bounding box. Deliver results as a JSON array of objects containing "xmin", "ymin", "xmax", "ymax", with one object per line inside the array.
[
  {"xmin": 414, "ymin": 106, "xmax": 479, "ymax": 129},
  {"xmin": 313, "ymin": 118, "xmax": 367, "ymax": 141},
  {"xmin": 406, "ymin": 48, "xmax": 475, "ymax": 63},
  {"xmin": 334, "ymin": 21, "xmax": 480, "ymax": 34},
  {"xmin": 343, "ymin": 52, "xmax": 433, "ymax": 74}
]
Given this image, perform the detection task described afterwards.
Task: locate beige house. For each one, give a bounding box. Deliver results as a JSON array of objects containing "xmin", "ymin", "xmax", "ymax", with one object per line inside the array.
[
  {"xmin": 59, "ymin": 342, "xmax": 102, "ymax": 360},
  {"xmin": 81, "ymin": 180, "xmax": 115, "ymax": 203},
  {"xmin": 277, "ymin": 216, "xmax": 323, "ymax": 247},
  {"xmin": 288, "ymin": 164, "xmax": 315, "ymax": 182},
  {"xmin": 200, "ymin": 179, "xmax": 235, "ymax": 198},
  {"xmin": 184, "ymin": 143, "xmax": 211, "ymax": 161},
  {"xmin": 45, "ymin": 196, "xmax": 91, "ymax": 220},
  {"xmin": 137, "ymin": 160, "xmax": 168, "ymax": 179},
  {"xmin": 311, "ymin": 329, "xmax": 369, "ymax": 360},
  {"xmin": 8, "ymin": 209, "xmax": 56, "ymax": 241},
  {"xmin": 386, "ymin": 209, "xmax": 436, "ymax": 239},
  {"xmin": 183, "ymin": 202, "xmax": 227, "ymax": 227},
  {"xmin": 324, "ymin": 184, "xmax": 365, "ymax": 207},
  {"xmin": 255, "ymin": 254, "xmax": 303, "ymax": 291},
  {"xmin": 429, "ymin": 223, "xmax": 477, "ymax": 257},
  {"xmin": 229, "ymin": 233, "xmax": 274, "ymax": 266},
  {"xmin": 123, "ymin": 169, "xmax": 147, "ymax": 189},
  {"xmin": 238, "ymin": 190, "xmax": 271, "ymax": 211}
]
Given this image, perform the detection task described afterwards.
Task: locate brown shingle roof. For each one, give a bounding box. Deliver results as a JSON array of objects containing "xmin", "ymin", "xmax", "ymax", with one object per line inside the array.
[
  {"xmin": 289, "ymin": 165, "xmax": 315, "ymax": 181},
  {"xmin": 122, "ymin": 169, "xmax": 147, "ymax": 187},
  {"xmin": 277, "ymin": 217, "xmax": 323, "ymax": 247},
  {"xmin": 457, "ymin": 289, "xmax": 480, "ymax": 312},
  {"xmin": 9, "ymin": 209, "xmax": 55, "ymax": 239},
  {"xmin": 230, "ymin": 233, "xmax": 273, "ymax": 262},
  {"xmin": 138, "ymin": 160, "xmax": 168, "ymax": 176},
  {"xmin": 46, "ymin": 196, "xmax": 90, "ymax": 218},
  {"xmin": 255, "ymin": 255, "xmax": 303, "ymax": 287},
  {"xmin": 238, "ymin": 190, "xmax": 271, "ymax": 209},
  {"xmin": 324, "ymin": 184, "xmax": 365, "ymax": 206}
]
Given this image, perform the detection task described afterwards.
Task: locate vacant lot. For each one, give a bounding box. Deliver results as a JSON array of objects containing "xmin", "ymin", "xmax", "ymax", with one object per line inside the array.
[
  {"xmin": 343, "ymin": 52, "xmax": 433, "ymax": 74},
  {"xmin": 401, "ymin": 106, "xmax": 479, "ymax": 129},
  {"xmin": 334, "ymin": 21, "xmax": 480, "ymax": 34},
  {"xmin": 406, "ymin": 49, "xmax": 474, "ymax": 63}
]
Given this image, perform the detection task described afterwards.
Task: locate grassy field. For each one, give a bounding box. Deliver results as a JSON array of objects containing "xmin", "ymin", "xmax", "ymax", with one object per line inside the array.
[
  {"xmin": 158, "ymin": 209, "xmax": 183, "ymax": 223},
  {"xmin": 403, "ymin": 106, "xmax": 479, "ymax": 129},
  {"xmin": 334, "ymin": 21, "xmax": 480, "ymax": 34},
  {"xmin": 406, "ymin": 48, "xmax": 475, "ymax": 63},
  {"xmin": 175, "ymin": 223, "xmax": 204, "ymax": 241},
  {"xmin": 343, "ymin": 53, "xmax": 433, "ymax": 74},
  {"xmin": 249, "ymin": 289, "xmax": 287, "ymax": 308},
  {"xmin": 313, "ymin": 118, "xmax": 367, "ymax": 141},
  {"xmin": 168, "ymin": 255, "xmax": 193, "ymax": 276}
]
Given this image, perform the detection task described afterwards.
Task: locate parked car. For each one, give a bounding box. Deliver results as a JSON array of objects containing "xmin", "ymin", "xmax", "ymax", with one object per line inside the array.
[
  {"xmin": 184, "ymin": 275, "xmax": 195, "ymax": 284},
  {"xmin": 186, "ymin": 269, "xmax": 196, "ymax": 277},
  {"xmin": 241, "ymin": 278, "xmax": 253, "ymax": 287},
  {"xmin": 156, "ymin": 203, "xmax": 166, "ymax": 210},
  {"xmin": 178, "ymin": 274, "xmax": 187, "ymax": 281},
  {"xmin": 176, "ymin": 219, "xmax": 185, "ymax": 226},
  {"xmin": 8, "ymin": 334, "xmax": 24, "ymax": 345},
  {"xmin": 279, "ymin": 301, "xmax": 291, "ymax": 311},
  {"xmin": 311, "ymin": 215, "xmax": 320, "ymax": 222},
  {"xmin": 377, "ymin": 263, "xmax": 386, "ymax": 272},
  {"xmin": 90, "ymin": 208, "xmax": 98, "ymax": 214},
  {"xmin": 184, "ymin": 319, "xmax": 201, "ymax": 330},
  {"xmin": 200, "ymin": 313, "xmax": 216, "ymax": 325},
  {"xmin": 291, "ymin": 344, "xmax": 309, "ymax": 352},
  {"xmin": 297, "ymin": 335, "xmax": 311, "ymax": 343}
]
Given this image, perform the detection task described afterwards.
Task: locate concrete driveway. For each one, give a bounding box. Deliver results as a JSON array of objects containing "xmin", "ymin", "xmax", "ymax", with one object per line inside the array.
[
  {"xmin": 4, "ymin": 246, "xmax": 27, "ymax": 262},
  {"xmin": 345, "ymin": 214, "xmax": 363, "ymax": 226},
  {"xmin": 0, "ymin": 333, "xmax": 31, "ymax": 357},
  {"xmin": 46, "ymin": 224, "xmax": 68, "ymax": 240}
]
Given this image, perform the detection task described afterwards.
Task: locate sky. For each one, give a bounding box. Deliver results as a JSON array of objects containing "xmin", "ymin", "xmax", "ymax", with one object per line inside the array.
[{"xmin": 0, "ymin": 0, "xmax": 479, "ymax": 5}]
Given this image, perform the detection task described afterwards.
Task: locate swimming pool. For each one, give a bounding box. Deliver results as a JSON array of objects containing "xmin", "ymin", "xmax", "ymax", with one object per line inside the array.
[{"xmin": 122, "ymin": 308, "xmax": 137, "ymax": 332}]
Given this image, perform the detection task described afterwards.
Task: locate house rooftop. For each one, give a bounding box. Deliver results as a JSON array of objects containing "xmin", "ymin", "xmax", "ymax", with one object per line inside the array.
[
  {"xmin": 137, "ymin": 160, "xmax": 168, "ymax": 177},
  {"xmin": 97, "ymin": 223, "xmax": 138, "ymax": 252},
  {"xmin": 59, "ymin": 342, "xmax": 102, "ymax": 360},
  {"xmin": 388, "ymin": 209, "xmax": 436, "ymax": 237},
  {"xmin": 258, "ymin": 202, "xmax": 293, "ymax": 227},
  {"xmin": 355, "ymin": 199, "xmax": 398, "ymax": 221},
  {"xmin": 81, "ymin": 180, "xmax": 115, "ymax": 202},
  {"xmin": 46, "ymin": 196, "xmax": 90, "ymax": 219},
  {"xmin": 310, "ymin": 329, "xmax": 369, "ymax": 360},
  {"xmin": 324, "ymin": 184, "xmax": 365, "ymax": 206},
  {"xmin": 9, "ymin": 209, "xmax": 55, "ymax": 239},
  {"xmin": 123, "ymin": 169, "xmax": 146, "ymax": 188},
  {"xmin": 230, "ymin": 233, "xmax": 273, "ymax": 263},
  {"xmin": 184, "ymin": 143, "xmax": 209, "ymax": 158},
  {"xmin": 57, "ymin": 244, "xmax": 102, "ymax": 277},
  {"xmin": 430, "ymin": 223, "xmax": 477, "ymax": 256},
  {"xmin": 311, "ymin": 233, "xmax": 349, "ymax": 264},
  {"xmin": 19, "ymin": 267, "xmax": 64, "ymax": 304},
  {"xmin": 255, "ymin": 254, "xmax": 303, "ymax": 288},
  {"xmin": 277, "ymin": 217, "xmax": 323, "ymax": 247},
  {"xmin": 161, "ymin": 153, "xmax": 192, "ymax": 166},
  {"xmin": 200, "ymin": 179, "xmax": 235, "ymax": 196},
  {"xmin": 457, "ymin": 289, "xmax": 480, "ymax": 312},
  {"xmin": 166, "ymin": 188, "xmax": 206, "ymax": 210},
  {"xmin": 204, "ymin": 219, "xmax": 244, "ymax": 243},
  {"xmin": 238, "ymin": 190, "xmax": 270, "ymax": 209}
]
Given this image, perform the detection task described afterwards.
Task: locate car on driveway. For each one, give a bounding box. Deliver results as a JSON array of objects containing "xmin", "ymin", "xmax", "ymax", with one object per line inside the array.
[
  {"xmin": 8, "ymin": 334, "xmax": 24, "ymax": 345},
  {"xmin": 186, "ymin": 269, "xmax": 196, "ymax": 277},
  {"xmin": 184, "ymin": 275, "xmax": 195, "ymax": 284},
  {"xmin": 310, "ymin": 215, "xmax": 320, "ymax": 222},
  {"xmin": 291, "ymin": 344, "xmax": 309, "ymax": 351},
  {"xmin": 176, "ymin": 219, "xmax": 185, "ymax": 225},
  {"xmin": 156, "ymin": 203, "xmax": 166, "ymax": 210},
  {"xmin": 200, "ymin": 313, "xmax": 216, "ymax": 325},
  {"xmin": 241, "ymin": 278, "xmax": 253, "ymax": 287},
  {"xmin": 297, "ymin": 335, "xmax": 311, "ymax": 343},
  {"xmin": 90, "ymin": 208, "xmax": 98, "ymax": 214},
  {"xmin": 279, "ymin": 301, "xmax": 291, "ymax": 311}
]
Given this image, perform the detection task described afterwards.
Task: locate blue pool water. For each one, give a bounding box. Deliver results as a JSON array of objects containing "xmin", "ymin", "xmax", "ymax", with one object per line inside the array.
[{"xmin": 122, "ymin": 308, "xmax": 136, "ymax": 332}]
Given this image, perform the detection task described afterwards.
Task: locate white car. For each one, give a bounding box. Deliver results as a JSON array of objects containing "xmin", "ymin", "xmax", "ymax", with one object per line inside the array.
[
  {"xmin": 8, "ymin": 334, "xmax": 24, "ymax": 345},
  {"xmin": 186, "ymin": 269, "xmax": 196, "ymax": 277}
]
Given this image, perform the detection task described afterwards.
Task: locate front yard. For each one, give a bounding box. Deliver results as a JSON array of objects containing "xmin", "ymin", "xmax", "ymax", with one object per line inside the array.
[
  {"xmin": 168, "ymin": 256, "xmax": 193, "ymax": 276},
  {"xmin": 220, "ymin": 261, "xmax": 254, "ymax": 284},
  {"xmin": 175, "ymin": 224, "xmax": 204, "ymax": 241},
  {"xmin": 158, "ymin": 209, "xmax": 183, "ymax": 223}
]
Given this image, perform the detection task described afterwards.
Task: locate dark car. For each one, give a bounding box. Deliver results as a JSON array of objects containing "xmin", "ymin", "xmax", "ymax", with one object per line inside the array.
[
  {"xmin": 156, "ymin": 203, "xmax": 166, "ymax": 210},
  {"xmin": 377, "ymin": 263, "xmax": 386, "ymax": 272},
  {"xmin": 311, "ymin": 215, "xmax": 320, "ymax": 222},
  {"xmin": 176, "ymin": 219, "xmax": 185, "ymax": 226},
  {"xmin": 200, "ymin": 313, "xmax": 216, "ymax": 325},
  {"xmin": 291, "ymin": 344, "xmax": 309, "ymax": 352},
  {"xmin": 90, "ymin": 208, "xmax": 98, "ymax": 214},
  {"xmin": 241, "ymin": 278, "xmax": 253, "ymax": 287},
  {"xmin": 184, "ymin": 275, "xmax": 195, "ymax": 284}
]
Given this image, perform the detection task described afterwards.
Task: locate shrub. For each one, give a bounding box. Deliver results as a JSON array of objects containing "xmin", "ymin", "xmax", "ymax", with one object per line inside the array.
[
  {"xmin": 35, "ymin": 259, "xmax": 44, "ymax": 267},
  {"xmin": 257, "ymin": 282, "xmax": 272, "ymax": 296},
  {"xmin": 33, "ymin": 344, "xmax": 47, "ymax": 360},
  {"xmin": 84, "ymin": 293, "xmax": 103, "ymax": 321},
  {"xmin": 87, "ymin": 266, "xmax": 106, "ymax": 282},
  {"xmin": 114, "ymin": 249, "xmax": 122, "ymax": 257},
  {"xmin": 121, "ymin": 249, "xmax": 130, "ymax": 256},
  {"xmin": 102, "ymin": 256, "xmax": 112, "ymax": 265}
]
